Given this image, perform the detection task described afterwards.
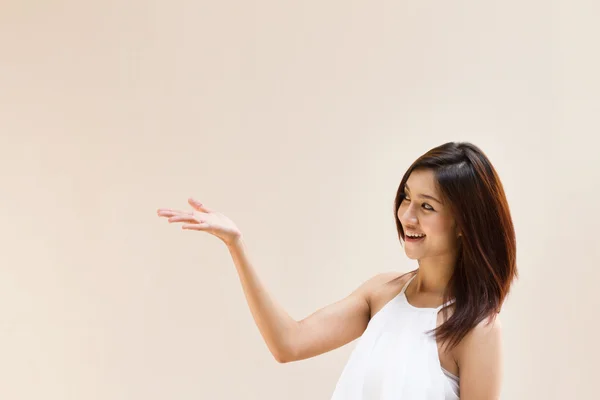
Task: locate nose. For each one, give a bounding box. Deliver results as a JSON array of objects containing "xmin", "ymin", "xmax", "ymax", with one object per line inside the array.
[{"xmin": 399, "ymin": 203, "xmax": 418, "ymax": 227}]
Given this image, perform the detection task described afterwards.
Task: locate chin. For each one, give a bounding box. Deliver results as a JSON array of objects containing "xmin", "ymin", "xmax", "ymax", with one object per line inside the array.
[{"xmin": 403, "ymin": 249, "xmax": 422, "ymax": 260}]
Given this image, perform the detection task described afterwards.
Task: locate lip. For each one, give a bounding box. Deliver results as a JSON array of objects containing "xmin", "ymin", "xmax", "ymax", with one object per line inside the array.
[{"xmin": 405, "ymin": 235, "xmax": 426, "ymax": 243}]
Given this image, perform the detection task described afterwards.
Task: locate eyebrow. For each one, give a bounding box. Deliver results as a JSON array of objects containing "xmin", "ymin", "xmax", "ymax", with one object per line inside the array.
[{"xmin": 404, "ymin": 184, "xmax": 443, "ymax": 204}]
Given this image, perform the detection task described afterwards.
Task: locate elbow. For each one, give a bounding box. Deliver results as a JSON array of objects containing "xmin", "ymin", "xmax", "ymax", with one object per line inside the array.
[
  {"xmin": 273, "ymin": 346, "xmax": 296, "ymax": 363},
  {"xmin": 274, "ymin": 352, "xmax": 291, "ymax": 363},
  {"xmin": 272, "ymin": 338, "xmax": 299, "ymax": 363},
  {"xmin": 273, "ymin": 323, "xmax": 300, "ymax": 363},
  {"xmin": 272, "ymin": 322, "xmax": 301, "ymax": 363}
]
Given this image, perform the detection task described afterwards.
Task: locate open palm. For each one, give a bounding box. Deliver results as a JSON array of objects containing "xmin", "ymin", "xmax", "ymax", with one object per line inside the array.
[{"xmin": 157, "ymin": 198, "xmax": 242, "ymax": 246}]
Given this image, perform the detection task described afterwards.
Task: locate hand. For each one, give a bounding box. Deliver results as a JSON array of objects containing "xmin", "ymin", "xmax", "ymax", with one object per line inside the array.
[{"xmin": 157, "ymin": 198, "xmax": 243, "ymax": 246}]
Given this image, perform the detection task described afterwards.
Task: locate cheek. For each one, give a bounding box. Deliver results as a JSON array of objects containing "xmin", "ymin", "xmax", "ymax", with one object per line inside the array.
[
  {"xmin": 424, "ymin": 217, "xmax": 454, "ymax": 237},
  {"xmin": 396, "ymin": 206, "xmax": 405, "ymax": 220}
]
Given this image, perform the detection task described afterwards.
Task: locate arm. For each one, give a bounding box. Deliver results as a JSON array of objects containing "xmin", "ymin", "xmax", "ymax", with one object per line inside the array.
[
  {"xmin": 456, "ymin": 315, "xmax": 504, "ymax": 400},
  {"xmin": 158, "ymin": 201, "xmax": 390, "ymax": 363},
  {"xmin": 227, "ymin": 237, "xmax": 391, "ymax": 363}
]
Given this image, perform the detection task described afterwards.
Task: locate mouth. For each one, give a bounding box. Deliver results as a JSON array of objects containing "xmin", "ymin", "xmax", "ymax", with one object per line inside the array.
[{"xmin": 405, "ymin": 233, "xmax": 426, "ymax": 243}]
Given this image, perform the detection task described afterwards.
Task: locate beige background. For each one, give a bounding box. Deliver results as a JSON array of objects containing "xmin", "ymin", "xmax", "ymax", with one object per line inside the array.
[{"xmin": 1, "ymin": 1, "xmax": 598, "ymax": 399}]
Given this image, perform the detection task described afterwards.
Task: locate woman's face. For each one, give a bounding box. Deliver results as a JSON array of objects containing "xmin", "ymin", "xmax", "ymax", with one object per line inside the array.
[{"xmin": 397, "ymin": 169, "xmax": 461, "ymax": 260}]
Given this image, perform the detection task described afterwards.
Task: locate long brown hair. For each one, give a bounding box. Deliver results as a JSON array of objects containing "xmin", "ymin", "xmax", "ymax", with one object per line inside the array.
[{"xmin": 393, "ymin": 141, "xmax": 517, "ymax": 349}]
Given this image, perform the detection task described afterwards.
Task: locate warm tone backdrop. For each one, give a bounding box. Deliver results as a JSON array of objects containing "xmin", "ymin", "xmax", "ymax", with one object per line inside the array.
[{"xmin": 1, "ymin": 1, "xmax": 598, "ymax": 399}]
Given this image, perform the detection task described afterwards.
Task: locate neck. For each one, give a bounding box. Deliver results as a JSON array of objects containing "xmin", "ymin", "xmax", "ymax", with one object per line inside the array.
[{"xmin": 413, "ymin": 256, "xmax": 456, "ymax": 295}]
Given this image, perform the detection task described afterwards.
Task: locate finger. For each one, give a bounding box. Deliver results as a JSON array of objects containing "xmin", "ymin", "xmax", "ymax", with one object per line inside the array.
[
  {"xmin": 157, "ymin": 209, "xmax": 192, "ymax": 217},
  {"xmin": 157, "ymin": 208, "xmax": 193, "ymax": 213},
  {"xmin": 168, "ymin": 215, "xmax": 200, "ymax": 223},
  {"xmin": 188, "ymin": 198, "xmax": 213, "ymax": 213},
  {"xmin": 182, "ymin": 222, "xmax": 209, "ymax": 230},
  {"xmin": 158, "ymin": 211, "xmax": 181, "ymax": 219},
  {"xmin": 157, "ymin": 208, "xmax": 180, "ymax": 213}
]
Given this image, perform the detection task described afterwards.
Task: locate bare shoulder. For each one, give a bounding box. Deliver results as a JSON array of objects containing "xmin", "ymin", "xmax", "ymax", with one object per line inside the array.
[
  {"xmin": 357, "ymin": 270, "xmax": 412, "ymax": 295},
  {"xmin": 465, "ymin": 314, "xmax": 502, "ymax": 345},
  {"xmin": 454, "ymin": 314, "xmax": 504, "ymax": 398},
  {"xmin": 456, "ymin": 314, "xmax": 503, "ymax": 356},
  {"xmin": 354, "ymin": 270, "xmax": 415, "ymax": 317}
]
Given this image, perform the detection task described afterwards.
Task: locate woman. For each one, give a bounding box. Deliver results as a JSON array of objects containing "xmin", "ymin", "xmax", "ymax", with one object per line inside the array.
[{"xmin": 157, "ymin": 141, "xmax": 517, "ymax": 399}]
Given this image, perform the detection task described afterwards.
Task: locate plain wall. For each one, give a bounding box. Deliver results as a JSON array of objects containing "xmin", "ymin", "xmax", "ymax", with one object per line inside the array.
[{"xmin": 1, "ymin": 1, "xmax": 599, "ymax": 399}]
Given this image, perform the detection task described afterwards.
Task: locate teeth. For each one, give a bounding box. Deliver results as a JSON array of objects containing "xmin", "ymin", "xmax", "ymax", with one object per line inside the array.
[{"xmin": 407, "ymin": 233, "xmax": 425, "ymax": 238}]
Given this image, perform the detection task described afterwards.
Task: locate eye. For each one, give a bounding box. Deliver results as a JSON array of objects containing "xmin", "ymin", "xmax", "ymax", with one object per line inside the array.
[{"xmin": 403, "ymin": 194, "xmax": 434, "ymax": 211}]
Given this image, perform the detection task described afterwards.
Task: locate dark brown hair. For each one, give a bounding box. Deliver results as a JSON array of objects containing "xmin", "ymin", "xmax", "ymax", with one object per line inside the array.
[{"xmin": 393, "ymin": 141, "xmax": 517, "ymax": 349}]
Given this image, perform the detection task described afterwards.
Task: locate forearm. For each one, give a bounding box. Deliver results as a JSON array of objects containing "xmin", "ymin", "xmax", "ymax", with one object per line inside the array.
[{"xmin": 226, "ymin": 237, "xmax": 298, "ymax": 362}]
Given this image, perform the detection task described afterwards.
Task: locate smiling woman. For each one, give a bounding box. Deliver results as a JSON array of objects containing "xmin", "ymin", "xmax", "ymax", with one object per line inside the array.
[
  {"xmin": 394, "ymin": 142, "xmax": 516, "ymax": 350},
  {"xmin": 327, "ymin": 142, "xmax": 516, "ymax": 400},
  {"xmin": 157, "ymin": 141, "xmax": 516, "ymax": 400}
]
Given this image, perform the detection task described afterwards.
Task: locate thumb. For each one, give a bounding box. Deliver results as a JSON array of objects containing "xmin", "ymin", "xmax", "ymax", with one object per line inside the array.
[{"xmin": 188, "ymin": 198, "xmax": 212, "ymax": 213}]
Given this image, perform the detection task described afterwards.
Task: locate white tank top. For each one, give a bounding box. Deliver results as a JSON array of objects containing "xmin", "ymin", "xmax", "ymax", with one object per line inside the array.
[{"xmin": 330, "ymin": 274, "xmax": 460, "ymax": 399}]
